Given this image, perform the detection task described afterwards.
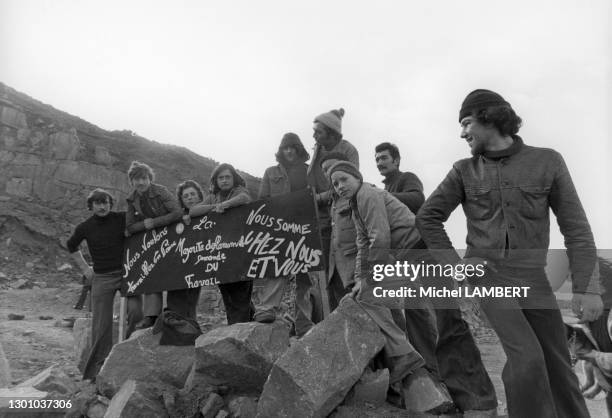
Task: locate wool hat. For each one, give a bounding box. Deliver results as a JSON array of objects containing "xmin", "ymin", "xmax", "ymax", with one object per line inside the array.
[
  {"xmin": 459, "ymin": 89, "xmax": 510, "ymax": 122},
  {"xmin": 314, "ymin": 108, "xmax": 345, "ymax": 134},
  {"xmin": 328, "ymin": 161, "xmax": 363, "ymax": 183}
]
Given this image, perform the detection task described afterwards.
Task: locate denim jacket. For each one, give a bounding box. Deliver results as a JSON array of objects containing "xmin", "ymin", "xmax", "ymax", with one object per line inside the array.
[
  {"xmin": 126, "ymin": 183, "xmax": 182, "ymax": 233},
  {"xmin": 416, "ymin": 136, "xmax": 598, "ymax": 294}
]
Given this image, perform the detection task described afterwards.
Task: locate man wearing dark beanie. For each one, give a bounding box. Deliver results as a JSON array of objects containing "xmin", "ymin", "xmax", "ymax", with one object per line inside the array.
[{"xmin": 417, "ymin": 89, "xmax": 601, "ymax": 417}]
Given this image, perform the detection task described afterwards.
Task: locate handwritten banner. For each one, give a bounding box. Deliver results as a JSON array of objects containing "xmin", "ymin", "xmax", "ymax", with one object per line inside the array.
[{"xmin": 121, "ymin": 188, "xmax": 323, "ymax": 295}]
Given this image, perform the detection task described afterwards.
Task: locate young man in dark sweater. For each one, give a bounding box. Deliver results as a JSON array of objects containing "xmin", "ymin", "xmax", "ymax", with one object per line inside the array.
[{"xmin": 67, "ymin": 189, "xmax": 143, "ymax": 380}]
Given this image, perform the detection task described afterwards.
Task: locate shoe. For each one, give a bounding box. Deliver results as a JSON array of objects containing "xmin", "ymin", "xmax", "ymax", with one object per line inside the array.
[
  {"xmin": 135, "ymin": 316, "xmax": 157, "ymax": 330},
  {"xmin": 402, "ymin": 367, "xmax": 454, "ymax": 413},
  {"xmin": 253, "ymin": 311, "xmax": 276, "ymax": 324}
]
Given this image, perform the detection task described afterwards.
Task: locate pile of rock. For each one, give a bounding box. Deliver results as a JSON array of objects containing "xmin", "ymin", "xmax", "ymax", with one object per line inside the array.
[{"xmin": 63, "ymin": 297, "xmax": 454, "ymax": 417}]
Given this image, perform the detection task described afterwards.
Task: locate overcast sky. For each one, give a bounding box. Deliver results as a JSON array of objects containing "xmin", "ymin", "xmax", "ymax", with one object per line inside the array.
[{"xmin": 1, "ymin": 0, "xmax": 610, "ymax": 250}]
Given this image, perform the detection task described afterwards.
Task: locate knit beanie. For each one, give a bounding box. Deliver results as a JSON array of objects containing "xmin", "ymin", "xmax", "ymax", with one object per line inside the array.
[
  {"xmin": 459, "ymin": 89, "xmax": 510, "ymax": 122},
  {"xmin": 314, "ymin": 108, "xmax": 345, "ymax": 134},
  {"xmin": 328, "ymin": 161, "xmax": 362, "ymax": 183}
]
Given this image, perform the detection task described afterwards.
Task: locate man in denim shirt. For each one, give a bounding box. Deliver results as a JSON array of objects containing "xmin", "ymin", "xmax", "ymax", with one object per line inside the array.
[{"xmin": 416, "ymin": 89, "xmax": 602, "ymax": 418}]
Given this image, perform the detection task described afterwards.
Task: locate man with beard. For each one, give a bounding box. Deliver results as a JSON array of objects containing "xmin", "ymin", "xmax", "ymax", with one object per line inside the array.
[
  {"xmin": 307, "ymin": 108, "xmax": 359, "ymax": 320},
  {"xmin": 253, "ymin": 133, "xmax": 314, "ymax": 335},
  {"xmin": 67, "ymin": 189, "xmax": 143, "ymax": 380},
  {"xmin": 375, "ymin": 141, "xmax": 497, "ymax": 415},
  {"xmin": 417, "ymin": 89, "xmax": 601, "ymax": 418}
]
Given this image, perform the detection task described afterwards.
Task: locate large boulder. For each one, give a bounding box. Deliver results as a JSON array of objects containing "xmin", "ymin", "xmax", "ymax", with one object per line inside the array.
[
  {"xmin": 104, "ymin": 379, "xmax": 168, "ymax": 418},
  {"xmin": 96, "ymin": 329, "xmax": 194, "ymax": 399},
  {"xmin": 194, "ymin": 322, "xmax": 289, "ymax": 394},
  {"xmin": 256, "ymin": 297, "xmax": 386, "ymax": 418},
  {"xmin": 16, "ymin": 364, "xmax": 77, "ymax": 395}
]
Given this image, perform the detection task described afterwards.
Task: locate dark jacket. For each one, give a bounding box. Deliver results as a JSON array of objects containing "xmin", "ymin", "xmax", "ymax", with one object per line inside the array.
[
  {"xmin": 126, "ymin": 183, "xmax": 182, "ymax": 233},
  {"xmin": 383, "ymin": 170, "xmax": 425, "ymax": 215},
  {"xmin": 416, "ymin": 136, "xmax": 598, "ymax": 294}
]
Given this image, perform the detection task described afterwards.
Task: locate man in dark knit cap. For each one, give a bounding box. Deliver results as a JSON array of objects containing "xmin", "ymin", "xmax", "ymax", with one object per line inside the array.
[
  {"xmin": 252, "ymin": 133, "xmax": 314, "ymax": 335},
  {"xmin": 417, "ymin": 89, "xmax": 601, "ymax": 417}
]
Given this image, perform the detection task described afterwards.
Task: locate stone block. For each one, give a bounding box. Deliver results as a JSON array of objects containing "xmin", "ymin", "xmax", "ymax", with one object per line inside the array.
[
  {"xmin": 16, "ymin": 364, "xmax": 78, "ymax": 395},
  {"xmin": 256, "ymin": 297, "xmax": 385, "ymax": 418},
  {"xmin": 97, "ymin": 329, "xmax": 194, "ymax": 399},
  {"xmin": 195, "ymin": 322, "xmax": 289, "ymax": 394}
]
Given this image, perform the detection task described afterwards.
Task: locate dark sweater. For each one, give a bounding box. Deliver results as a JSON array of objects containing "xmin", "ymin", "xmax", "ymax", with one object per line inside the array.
[
  {"xmin": 382, "ymin": 170, "xmax": 425, "ymax": 214},
  {"xmin": 66, "ymin": 212, "xmax": 126, "ymax": 273}
]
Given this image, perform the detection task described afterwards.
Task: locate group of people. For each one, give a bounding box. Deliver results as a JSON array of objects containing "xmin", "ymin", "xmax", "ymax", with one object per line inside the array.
[{"xmin": 67, "ymin": 89, "xmax": 604, "ymax": 417}]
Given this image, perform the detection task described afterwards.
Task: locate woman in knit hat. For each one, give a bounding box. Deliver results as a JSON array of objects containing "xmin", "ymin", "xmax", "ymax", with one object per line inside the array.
[{"xmin": 327, "ymin": 161, "xmax": 454, "ymax": 412}]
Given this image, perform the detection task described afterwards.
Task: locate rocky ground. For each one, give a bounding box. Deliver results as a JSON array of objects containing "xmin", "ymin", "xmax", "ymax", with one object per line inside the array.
[{"xmin": 0, "ymin": 272, "xmax": 607, "ymax": 417}]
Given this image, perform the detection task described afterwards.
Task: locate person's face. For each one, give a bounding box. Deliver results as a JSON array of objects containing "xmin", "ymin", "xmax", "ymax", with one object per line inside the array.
[
  {"xmin": 282, "ymin": 146, "xmax": 297, "ymax": 163},
  {"xmin": 375, "ymin": 150, "xmax": 400, "ymax": 176},
  {"xmin": 331, "ymin": 170, "xmax": 361, "ymax": 200},
  {"xmin": 181, "ymin": 186, "xmax": 201, "ymax": 209},
  {"xmin": 460, "ymin": 115, "xmax": 493, "ymax": 156},
  {"xmin": 321, "ymin": 158, "xmax": 339, "ymax": 178},
  {"xmin": 92, "ymin": 199, "xmax": 111, "ymax": 217},
  {"xmin": 313, "ymin": 122, "xmax": 333, "ymax": 148},
  {"xmin": 216, "ymin": 169, "xmax": 234, "ymax": 192},
  {"xmin": 131, "ymin": 175, "xmax": 151, "ymax": 194}
]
